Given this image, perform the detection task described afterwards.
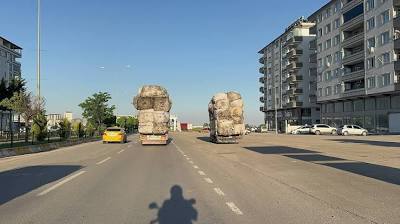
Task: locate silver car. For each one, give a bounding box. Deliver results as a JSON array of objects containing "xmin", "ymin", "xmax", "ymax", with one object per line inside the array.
[
  {"xmin": 337, "ymin": 125, "xmax": 368, "ymax": 136},
  {"xmin": 310, "ymin": 124, "xmax": 337, "ymax": 135}
]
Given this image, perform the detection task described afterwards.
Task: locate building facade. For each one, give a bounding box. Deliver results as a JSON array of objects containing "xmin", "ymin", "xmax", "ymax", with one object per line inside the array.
[
  {"xmin": 0, "ymin": 36, "xmax": 22, "ymax": 133},
  {"xmin": 258, "ymin": 17, "xmax": 321, "ymax": 132},
  {"xmin": 309, "ymin": 0, "xmax": 400, "ymax": 133}
]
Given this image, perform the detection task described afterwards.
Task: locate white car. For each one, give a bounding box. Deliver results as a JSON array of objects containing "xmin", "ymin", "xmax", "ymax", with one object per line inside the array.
[
  {"xmin": 337, "ymin": 125, "xmax": 368, "ymax": 136},
  {"xmin": 310, "ymin": 124, "xmax": 337, "ymax": 135},
  {"xmin": 291, "ymin": 125, "xmax": 312, "ymax": 134}
]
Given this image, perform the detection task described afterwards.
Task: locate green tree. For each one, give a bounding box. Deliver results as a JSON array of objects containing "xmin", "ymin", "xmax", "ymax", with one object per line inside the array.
[
  {"xmin": 0, "ymin": 91, "xmax": 44, "ymax": 142},
  {"xmin": 73, "ymin": 121, "xmax": 85, "ymax": 138},
  {"xmin": 116, "ymin": 116, "xmax": 128, "ymax": 129},
  {"xmin": 85, "ymin": 122, "xmax": 96, "ymax": 137},
  {"xmin": 31, "ymin": 112, "xmax": 47, "ymax": 141},
  {"xmin": 126, "ymin": 116, "xmax": 138, "ymax": 131},
  {"xmin": 58, "ymin": 118, "xmax": 71, "ymax": 139},
  {"xmin": 78, "ymin": 92, "xmax": 115, "ymax": 133}
]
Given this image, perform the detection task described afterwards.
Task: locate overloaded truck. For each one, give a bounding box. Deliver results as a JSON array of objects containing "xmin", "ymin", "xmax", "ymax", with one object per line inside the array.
[
  {"xmin": 208, "ymin": 91, "xmax": 245, "ymax": 143},
  {"xmin": 133, "ymin": 85, "xmax": 172, "ymax": 145}
]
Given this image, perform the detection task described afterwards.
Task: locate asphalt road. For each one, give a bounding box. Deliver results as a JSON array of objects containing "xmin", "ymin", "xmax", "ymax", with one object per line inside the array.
[{"xmin": 0, "ymin": 132, "xmax": 399, "ymax": 223}]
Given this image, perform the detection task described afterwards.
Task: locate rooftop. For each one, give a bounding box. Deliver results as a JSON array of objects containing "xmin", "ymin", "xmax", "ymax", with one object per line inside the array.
[{"xmin": 0, "ymin": 36, "xmax": 22, "ymax": 50}]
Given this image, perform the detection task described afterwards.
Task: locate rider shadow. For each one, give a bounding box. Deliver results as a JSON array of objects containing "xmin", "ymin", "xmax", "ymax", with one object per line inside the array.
[{"xmin": 149, "ymin": 185, "xmax": 198, "ymax": 224}]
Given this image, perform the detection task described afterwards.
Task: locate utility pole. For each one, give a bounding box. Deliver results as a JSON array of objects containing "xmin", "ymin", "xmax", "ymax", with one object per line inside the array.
[{"xmin": 36, "ymin": 0, "xmax": 41, "ymax": 100}]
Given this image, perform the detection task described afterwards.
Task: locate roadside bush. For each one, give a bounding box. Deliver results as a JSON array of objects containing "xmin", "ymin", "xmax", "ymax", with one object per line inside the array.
[
  {"xmin": 58, "ymin": 118, "xmax": 71, "ymax": 139},
  {"xmin": 85, "ymin": 122, "xmax": 95, "ymax": 137},
  {"xmin": 31, "ymin": 113, "xmax": 48, "ymax": 141},
  {"xmin": 73, "ymin": 122, "xmax": 85, "ymax": 138}
]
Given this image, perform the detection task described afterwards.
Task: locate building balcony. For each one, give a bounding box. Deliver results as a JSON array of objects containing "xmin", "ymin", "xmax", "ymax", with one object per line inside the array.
[
  {"xmin": 260, "ymin": 97, "xmax": 265, "ymax": 103},
  {"xmin": 342, "ymin": 0, "xmax": 363, "ymax": 13},
  {"xmin": 259, "ymin": 56, "xmax": 266, "ymax": 64},
  {"xmin": 342, "ymin": 50, "xmax": 364, "ymax": 65},
  {"xmin": 287, "ymin": 88, "xmax": 303, "ymax": 95},
  {"xmin": 260, "ymin": 106, "xmax": 265, "ymax": 112},
  {"xmin": 259, "ymin": 87, "xmax": 265, "ymax": 93},
  {"xmin": 342, "ymin": 32, "xmax": 364, "ymax": 48},
  {"xmin": 341, "ymin": 88, "xmax": 365, "ymax": 98},
  {"xmin": 286, "ymin": 62, "xmax": 303, "ymax": 70},
  {"xmin": 259, "ymin": 77, "xmax": 265, "ymax": 83},
  {"xmin": 342, "ymin": 14, "xmax": 363, "ymax": 32},
  {"xmin": 288, "ymin": 75, "xmax": 303, "ymax": 83},
  {"xmin": 395, "ymin": 61, "xmax": 400, "ymax": 71},
  {"xmin": 285, "ymin": 101, "xmax": 303, "ymax": 108},
  {"xmin": 287, "ymin": 49, "xmax": 303, "ymax": 58},
  {"xmin": 259, "ymin": 67, "xmax": 266, "ymax": 74},
  {"xmin": 285, "ymin": 36, "xmax": 303, "ymax": 46},
  {"xmin": 342, "ymin": 69, "xmax": 365, "ymax": 82}
]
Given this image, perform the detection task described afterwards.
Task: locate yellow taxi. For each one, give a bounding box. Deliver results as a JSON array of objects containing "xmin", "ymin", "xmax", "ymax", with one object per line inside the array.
[{"xmin": 102, "ymin": 127, "xmax": 127, "ymax": 143}]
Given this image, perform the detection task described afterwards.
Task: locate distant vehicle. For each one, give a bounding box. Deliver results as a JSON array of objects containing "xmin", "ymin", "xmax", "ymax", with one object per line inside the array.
[
  {"xmin": 258, "ymin": 126, "xmax": 268, "ymax": 133},
  {"xmin": 245, "ymin": 129, "xmax": 251, "ymax": 135},
  {"xmin": 310, "ymin": 124, "xmax": 337, "ymax": 135},
  {"xmin": 337, "ymin": 125, "xmax": 368, "ymax": 136},
  {"xmin": 291, "ymin": 125, "xmax": 312, "ymax": 135},
  {"xmin": 103, "ymin": 127, "xmax": 127, "ymax": 143}
]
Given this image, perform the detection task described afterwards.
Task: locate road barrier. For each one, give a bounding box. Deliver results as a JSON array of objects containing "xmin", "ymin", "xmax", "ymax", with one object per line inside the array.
[{"xmin": 0, "ymin": 137, "xmax": 100, "ymax": 158}]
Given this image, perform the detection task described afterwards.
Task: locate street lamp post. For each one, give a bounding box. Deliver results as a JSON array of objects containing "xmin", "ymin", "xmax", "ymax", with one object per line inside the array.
[{"xmin": 36, "ymin": 0, "xmax": 41, "ymax": 99}]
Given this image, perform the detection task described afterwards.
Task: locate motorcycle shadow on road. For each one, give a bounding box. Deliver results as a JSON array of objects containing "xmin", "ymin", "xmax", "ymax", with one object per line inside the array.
[
  {"xmin": 148, "ymin": 185, "xmax": 198, "ymax": 224},
  {"xmin": 0, "ymin": 165, "xmax": 83, "ymax": 205}
]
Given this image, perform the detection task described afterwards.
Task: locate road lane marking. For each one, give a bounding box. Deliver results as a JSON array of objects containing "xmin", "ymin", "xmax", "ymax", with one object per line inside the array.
[
  {"xmin": 198, "ymin": 171, "xmax": 206, "ymax": 176},
  {"xmin": 214, "ymin": 188, "xmax": 225, "ymax": 196},
  {"xmin": 186, "ymin": 157, "xmax": 190, "ymax": 160},
  {"xmin": 193, "ymin": 165, "xmax": 199, "ymax": 169},
  {"xmin": 96, "ymin": 157, "xmax": 111, "ymax": 165},
  {"xmin": 37, "ymin": 171, "xmax": 86, "ymax": 196},
  {"xmin": 117, "ymin": 149, "xmax": 125, "ymax": 154},
  {"xmin": 204, "ymin": 178, "xmax": 213, "ymax": 184},
  {"xmin": 189, "ymin": 161, "xmax": 194, "ymax": 164},
  {"xmin": 226, "ymin": 202, "xmax": 243, "ymax": 215},
  {"xmin": 183, "ymin": 154, "xmax": 187, "ymax": 157}
]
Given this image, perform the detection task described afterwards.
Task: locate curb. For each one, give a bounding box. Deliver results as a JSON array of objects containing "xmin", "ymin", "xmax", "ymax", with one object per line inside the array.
[{"xmin": 0, "ymin": 138, "xmax": 100, "ymax": 159}]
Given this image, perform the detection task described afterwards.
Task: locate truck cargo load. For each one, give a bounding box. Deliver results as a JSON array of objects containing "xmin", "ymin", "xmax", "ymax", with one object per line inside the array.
[
  {"xmin": 133, "ymin": 85, "xmax": 172, "ymax": 145},
  {"xmin": 208, "ymin": 91, "xmax": 245, "ymax": 143}
]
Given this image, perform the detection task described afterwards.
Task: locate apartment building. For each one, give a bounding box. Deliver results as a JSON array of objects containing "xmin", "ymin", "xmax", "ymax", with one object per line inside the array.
[
  {"xmin": 0, "ymin": 36, "xmax": 22, "ymax": 133},
  {"xmin": 258, "ymin": 17, "xmax": 321, "ymax": 132},
  {"xmin": 309, "ymin": 0, "xmax": 400, "ymax": 133}
]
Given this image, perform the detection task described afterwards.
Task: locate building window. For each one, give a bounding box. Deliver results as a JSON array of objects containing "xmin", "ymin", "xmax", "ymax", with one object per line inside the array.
[
  {"xmin": 367, "ymin": 37, "xmax": 376, "ymax": 48},
  {"xmin": 317, "ymin": 14, "xmax": 323, "ymax": 23},
  {"xmin": 381, "ymin": 10, "xmax": 390, "ymax": 25},
  {"xmin": 325, "ymin": 86, "xmax": 332, "ymax": 96},
  {"xmin": 326, "ymin": 55, "xmax": 332, "ymax": 65},
  {"xmin": 325, "ymin": 8, "xmax": 331, "ymax": 18},
  {"xmin": 367, "ymin": 17, "xmax": 375, "ymax": 31},
  {"xmin": 318, "ymin": 73, "xmax": 323, "ymax": 82},
  {"xmin": 379, "ymin": 73, "xmax": 391, "ymax": 86},
  {"xmin": 318, "ymin": 43, "xmax": 323, "ymax": 52},
  {"xmin": 367, "ymin": 77, "xmax": 376, "ymax": 88},
  {"xmin": 318, "ymin": 28, "xmax": 323, "ymax": 37},
  {"xmin": 380, "ymin": 31, "xmax": 390, "ymax": 45},
  {"xmin": 318, "ymin": 58, "xmax": 322, "ymax": 68},
  {"xmin": 367, "ymin": 57, "xmax": 375, "ymax": 69},
  {"xmin": 334, "ymin": 84, "xmax": 341, "ymax": 94},
  {"xmin": 382, "ymin": 52, "xmax": 390, "ymax": 64},
  {"xmin": 334, "ymin": 51, "xmax": 342, "ymax": 63},
  {"xmin": 334, "ymin": 68, "xmax": 341, "ymax": 77},
  {"xmin": 318, "ymin": 88, "xmax": 323, "ymax": 97},
  {"xmin": 325, "ymin": 39, "xmax": 332, "ymax": 49},
  {"xmin": 334, "ymin": 1, "xmax": 341, "ymax": 13},
  {"xmin": 325, "ymin": 24, "xmax": 331, "ymax": 34},
  {"xmin": 366, "ymin": 0, "xmax": 375, "ymax": 11},
  {"xmin": 325, "ymin": 71, "xmax": 332, "ymax": 81},
  {"xmin": 334, "ymin": 19, "xmax": 340, "ymax": 29},
  {"xmin": 333, "ymin": 36, "xmax": 340, "ymax": 47}
]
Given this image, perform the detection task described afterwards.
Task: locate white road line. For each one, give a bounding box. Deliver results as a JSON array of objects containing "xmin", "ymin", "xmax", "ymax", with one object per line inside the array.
[
  {"xmin": 193, "ymin": 165, "xmax": 199, "ymax": 169},
  {"xmin": 198, "ymin": 171, "xmax": 206, "ymax": 176},
  {"xmin": 96, "ymin": 157, "xmax": 111, "ymax": 165},
  {"xmin": 204, "ymin": 178, "xmax": 213, "ymax": 184},
  {"xmin": 117, "ymin": 149, "xmax": 125, "ymax": 154},
  {"xmin": 214, "ymin": 188, "xmax": 225, "ymax": 196},
  {"xmin": 226, "ymin": 202, "xmax": 243, "ymax": 215},
  {"xmin": 37, "ymin": 171, "xmax": 86, "ymax": 196},
  {"xmin": 183, "ymin": 155, "xmax": 187, "ymax": 157},
  {"xmin": 189, "ymin": 161, "xmax": 194, "ymax": 164},
  {"xmin": 186, "ymin": 157, "xmax": 190, "ymax": 160}
]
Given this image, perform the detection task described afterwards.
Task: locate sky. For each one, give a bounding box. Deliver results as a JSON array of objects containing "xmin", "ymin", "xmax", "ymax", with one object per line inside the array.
[{"xmin": 0, "ymin": 0, "xmax": 327, "ymax": 125}]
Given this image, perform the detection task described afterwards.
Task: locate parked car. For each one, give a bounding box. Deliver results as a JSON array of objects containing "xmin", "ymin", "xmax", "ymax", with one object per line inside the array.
[
  {"xmin": 310, "ymin": 124, "xmax": 337, "ymax": 135},
  {"xmin": 291, "ymin": 125, "xmax": 312, "ymax": 135},
  {"xmin": 245, "ymin": 129, "xmax": 251, "ymax": 135},
  {"xmin": 337, "ymin": 125, "xmax": 368, "ymax": 136}
]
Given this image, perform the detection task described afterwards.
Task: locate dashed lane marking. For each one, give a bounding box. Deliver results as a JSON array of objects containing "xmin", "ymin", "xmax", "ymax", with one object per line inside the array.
[
  {"xmin": 204, "ymin": 178, "xmax": 213, "ymax": 184},
  {"xmin": 214, "ymin": 188, "xmax": 225, "ymax": 196},
  {"xmin": 186, "ymin": 157, "xmax": 190, "ymax": 160},
  {"xmin": 198, "ymin": 171, "xmax": 206, "ymax": 176},
  {"xmin": 189, "ymin": 161, "xmax": 194, "ymax": 164},
  {"xmin": 96, "ymin": 157, "xmax": 111, "ymax": 165},
  {"xmin": 37, "ymin": 171, "xmax": 86, "ymax": 196},
  {"xmin": 226, "ymin": 202, "xmax": 243, "ymax": 215},
  {"xmin": 193, "ymin": 165, "xmax": 199, "ymax": 169},
  {"xmin": 117, "ymin": 149, "xmax": 125, "ymax": 154}
]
